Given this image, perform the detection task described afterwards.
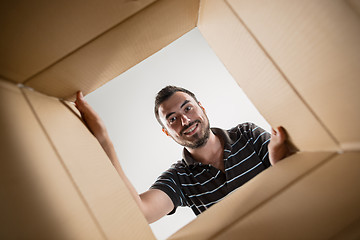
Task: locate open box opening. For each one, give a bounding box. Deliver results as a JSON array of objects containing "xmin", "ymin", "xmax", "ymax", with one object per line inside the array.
[{"xmin": 1, "ymin": 0, "xmax": 359, "ymax": 239}]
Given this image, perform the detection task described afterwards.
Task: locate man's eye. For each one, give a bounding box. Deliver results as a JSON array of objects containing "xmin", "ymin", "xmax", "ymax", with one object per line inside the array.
[
  {"xmin": 185, "ymin": 106, "xmax": 192, "ymax": 112},
  {"xmin": 169, "ymin": 117, "xmax": 176, "ymax": 123}
]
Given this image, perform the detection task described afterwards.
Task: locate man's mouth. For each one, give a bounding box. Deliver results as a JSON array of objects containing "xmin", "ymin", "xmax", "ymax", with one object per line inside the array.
[{"xmin": 182, "ymin": 122, "xmax": 199, "ymax": 136}]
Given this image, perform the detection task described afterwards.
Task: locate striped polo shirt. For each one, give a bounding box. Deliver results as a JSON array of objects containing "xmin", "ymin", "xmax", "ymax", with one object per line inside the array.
[{"xmin": 150, "ymin": 122, "xmax": 271, "ymax": 215}]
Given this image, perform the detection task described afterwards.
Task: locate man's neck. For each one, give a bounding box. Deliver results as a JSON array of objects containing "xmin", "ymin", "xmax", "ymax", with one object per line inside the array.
[{"xmin": 186, "ymin": 131, "xmax": 224, "ymax": 172}]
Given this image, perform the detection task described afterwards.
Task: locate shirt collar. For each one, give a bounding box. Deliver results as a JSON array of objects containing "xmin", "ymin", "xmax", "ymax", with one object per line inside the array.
[{"xmin": 182, "ymin": 127, "xmax": 235, "ymax": 167}]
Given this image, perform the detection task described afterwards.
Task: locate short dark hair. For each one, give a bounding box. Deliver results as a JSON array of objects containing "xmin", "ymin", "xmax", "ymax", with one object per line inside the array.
[{"xmin": 154, "ymin": 86, "xmax": 199, "ymax": 127}]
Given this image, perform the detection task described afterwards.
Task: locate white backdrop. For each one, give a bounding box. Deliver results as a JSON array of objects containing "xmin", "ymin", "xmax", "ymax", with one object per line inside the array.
[{"xmin": 86, "ymin": 28, "xmax": 270, "ymax": 240}]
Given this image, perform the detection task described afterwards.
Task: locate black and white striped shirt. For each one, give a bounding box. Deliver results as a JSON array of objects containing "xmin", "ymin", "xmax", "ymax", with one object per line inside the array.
[{"xmin": 150, "ymin": 123, "xmax": 271, "ymax": 215}]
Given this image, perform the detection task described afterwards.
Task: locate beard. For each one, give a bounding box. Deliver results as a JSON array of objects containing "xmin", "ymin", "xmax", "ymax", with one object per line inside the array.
[
  {"xmin": 176, "ymin": 118, "xmax": 211, "ymax": 149},
  {"xmin": 186, "ymin": 127, "xmax": 210, "ymax": 149}
]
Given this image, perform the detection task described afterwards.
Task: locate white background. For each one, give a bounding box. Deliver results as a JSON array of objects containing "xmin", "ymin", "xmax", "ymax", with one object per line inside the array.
[{"xmin": 86, "ymin": 28, "xmax": 270, "ymax": 240}]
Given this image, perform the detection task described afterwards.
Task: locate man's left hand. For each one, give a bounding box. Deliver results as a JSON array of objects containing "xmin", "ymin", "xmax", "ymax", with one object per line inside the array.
[{"xmin": 268, "ymin": 126, "xmax": 290, "ymax": 166}]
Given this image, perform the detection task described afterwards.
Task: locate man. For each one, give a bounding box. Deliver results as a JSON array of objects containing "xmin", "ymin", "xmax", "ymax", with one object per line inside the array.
[{"xmin": 75, "ymin": 86, "xmax": 290, "ymax": 223}]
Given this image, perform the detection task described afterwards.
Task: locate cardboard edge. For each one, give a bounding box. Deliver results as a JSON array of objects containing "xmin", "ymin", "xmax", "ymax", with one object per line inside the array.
[
  {"xmin": 330, "ymin": 216, "xmax": 360, "ymax": 240},
  {"xmin": 197, "ymin": 0, "xmax": 339, "ymax": 152},
  {"xmin": 22, "ymin": 87, "xmax": 156, "ymax": 239},
  {"xmin": 215, "ymin": 152, "xmax": 360, "ymax": 239},
  {"xmin": 0, "ymin": 80, "xmax": 106, "ymax": 239},
  {"xmin": 20, "ymin": 87, "xmax": 108, "ymax": 239},
  {"xmin": 25, "ymin": 0, "xmax": 200, "ymax": 101},
  {"xmin": 168, "ymin": 151, "xmax": 336, "ymax": 240},
  {"xmin": 1, "ymin": 0, "xmax": 157, "ymax": 83},
  {"xmin": 228, "ymin": 0, "xmax": 340, "ymax": 148}
]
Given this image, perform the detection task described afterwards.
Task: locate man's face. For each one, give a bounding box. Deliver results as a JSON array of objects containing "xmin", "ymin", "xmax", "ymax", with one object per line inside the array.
[{"xmin": 158, "ymin": 92, "xmax": 210, "ymax": 149}]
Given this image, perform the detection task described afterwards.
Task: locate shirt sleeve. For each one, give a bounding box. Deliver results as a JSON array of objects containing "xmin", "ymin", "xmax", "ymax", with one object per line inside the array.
[
  {"xmin": 246, "ymin": 122, "xmax": 271, "ymax": 168},
  {"xmin": 150, "ymin": 166, "xmax": 188, "ymax": 215}
]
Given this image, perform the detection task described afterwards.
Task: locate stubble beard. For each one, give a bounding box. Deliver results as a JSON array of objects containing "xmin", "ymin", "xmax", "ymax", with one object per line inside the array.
[{"xmin": 177, "ymin": 118, "xmax": 211, "ymax": 149}]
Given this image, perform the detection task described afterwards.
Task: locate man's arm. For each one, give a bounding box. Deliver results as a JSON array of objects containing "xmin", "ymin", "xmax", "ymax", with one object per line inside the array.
[{"xmin": 74, "ymin": 91, "xmax": 173, "ymax": 223}]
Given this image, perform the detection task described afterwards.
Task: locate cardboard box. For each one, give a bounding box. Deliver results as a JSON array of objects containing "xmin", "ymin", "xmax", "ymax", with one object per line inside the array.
[{"xmin": 0, "ymin": 0, "xmax": 359, "ymax": 239}]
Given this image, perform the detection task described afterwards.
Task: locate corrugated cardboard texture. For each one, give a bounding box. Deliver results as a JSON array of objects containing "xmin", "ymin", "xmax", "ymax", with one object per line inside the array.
[
  {"xmin": 22, "ymin": 0, "xmax": 199, "ymax": 100},
  {"xmin": 197, "ymin": 0, "xmax": 340, "ymax": 152},
  {"xmin": 168, "ymin": 152, "xmax": 335, "ymax": 240},
  {"xmin": 0, "ymin": 80, "xmax": 105, "ymax": 239},
  {"xmin": 170, "ymin": 152, "xmax": 360, "ymax": 239},
  {"xmin": 227, "ymin": 0, "xmax": 360, "ymax": 151},
  {"xmin": 216, "ymin": 152, "xmax": 360, "ymax": 240},
  {"xmin": 170, "ymin": 0, "xmax": 360, "ymax": 238},
  {"xmin": 1, "ymin": 0, "xmax": 360, "ymax": 239},
  {"xmin": 22, "ymin": 87, "xmax": 155, "ymax": 239},
  {"xmin": 348, "ymin": 0, "xmax": 360, "ymax": 16},
  {"xmin": 0, "ymin": 0, "xmax": 155, "ymax": 83}
]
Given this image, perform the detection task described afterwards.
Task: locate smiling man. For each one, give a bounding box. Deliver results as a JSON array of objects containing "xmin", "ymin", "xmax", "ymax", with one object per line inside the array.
[
  {"xmin": 156, "ymin": 88, "xmax": 210, "ymax": 150},
  {"xmin": 75, "ymin": 86, "xmax": 290, "ymax": 223}
]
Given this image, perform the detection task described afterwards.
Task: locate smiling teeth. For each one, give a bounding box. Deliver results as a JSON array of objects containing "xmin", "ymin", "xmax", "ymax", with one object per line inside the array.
[{"xmin": 185, "ymin": 125, "xmax": 197, "ymax": 134}]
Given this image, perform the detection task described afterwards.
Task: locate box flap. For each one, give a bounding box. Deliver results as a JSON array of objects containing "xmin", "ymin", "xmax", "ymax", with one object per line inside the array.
[
  {"xmin": 22, "ymin": 0, "xmax": 199, "ymax": 100},
  {"xmin": 197, "ymin": 0, "xmax": 340, "ymax": 151},
  {"xmin": 169, "ymin": 152, "xmax": 335, "ymax": 239},
  {"xmin": 227, "ymin": 0, "xmax": 360, "ymax": 150},
  {"xmin": 0, "ymin": 80, "xmax": 105, "ymax": 239},
  {"xmin": 216, "ymin": 152, "xmax": 360, "ymax": 239},
  {"xmin": 0, "ymin": 0, "xmax": 155, "ymax": 82},
  {"xmin": 22, "ymin": 88, "xmax": 155, "ymax": 239}
]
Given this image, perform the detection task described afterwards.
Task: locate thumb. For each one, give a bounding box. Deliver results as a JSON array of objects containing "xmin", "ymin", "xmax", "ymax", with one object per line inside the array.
[
  {"xmin": 77, "ymin": 91, "xmax": 84, "ymax": 101},
  {"xmin": 274, "ymin": 126, "xmax": 287, "ymax": 142},
  {"xmin": 75, "ymin": 91, "xmax": 87, "ymax": 111},
  {"xmin": 271, "ymin": 128, "xmax": 276, "ymax": 135}
]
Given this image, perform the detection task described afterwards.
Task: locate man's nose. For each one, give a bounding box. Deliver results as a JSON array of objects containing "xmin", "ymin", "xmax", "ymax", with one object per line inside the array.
[{"xmin": 181, "ymin": 115, "xmax": 191, "ymax": 126}]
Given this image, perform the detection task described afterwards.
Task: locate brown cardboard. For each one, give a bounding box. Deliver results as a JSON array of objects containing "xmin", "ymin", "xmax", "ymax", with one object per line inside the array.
[
  {"xmin": 168, "ymin": 152, "xmax": 335, "ymax": 240},
  {"xmin": 1, "ymin": 0, "xmax": 359, "ymax": 239},
  {"xmin": 226, "ymin": 0, "xmax": 360, "ymax": 151},
  {"xmin": 0, "ymin": 79, "xmax": 105, "ymax": 239},
  {"xmin": 197, "ymin": 0, "xmax": 339, "ymax": 152},
  {"xmin": 215, "ymin": 152, "xmax": 360, "ymax": 240},
  {"xmin": 22, "ymin": 88, "xmax": 155, "ymax": 239},
  {"xmin": 24, "ymin": 0, "xmax": 200, "ymax": 100},
  {"xmin": 170, "ymin": 152, "xmax": 360, "ymax": 240},
  {"xmin": 0, "ymin": 0, "xmax": 155, "ymax": 83},
  {"xmin": 348, "ymin": 0, "xmax": 360, "ymax": 16},
  {"xmin": 330, "ymin": 217, "xmax": 360, "ymax": 240}
]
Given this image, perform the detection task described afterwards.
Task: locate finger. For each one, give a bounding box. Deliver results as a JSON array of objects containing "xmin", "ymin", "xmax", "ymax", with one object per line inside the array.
[
  {"xmin": 275, "ymin": 126, "xmax": 287, "ymax": 142},
  {"xmin": 78, "ymin": 91, "xmax": 84, "ymax": 100},
  {"xmin": 271, "ymin": 128, "xmax": 276, "ymax": 135},
  {"xmin": 75, "ymin": 91, "xmax": 87, "ymax": 110},
  {"xmin": 75, "ymin": 91, "xmax": 84, "ymax": 103},
  {"xmin": 276, "ymin": 126, "xmax": 285, "ymax": 136}
]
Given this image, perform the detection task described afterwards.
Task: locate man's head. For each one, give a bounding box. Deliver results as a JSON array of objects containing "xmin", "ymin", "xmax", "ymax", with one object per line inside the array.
[{"xmin": 155, "ymin": 86, "xmax": 210, "ymax": 149}]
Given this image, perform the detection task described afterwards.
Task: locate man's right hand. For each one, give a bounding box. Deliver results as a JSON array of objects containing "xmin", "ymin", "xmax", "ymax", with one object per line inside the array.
[
  {"xmin": 74, "ymin": 91, "xmax": 174, "ymax": 223},
  {"xmin": 75, "ymin": 91, "xmax": 109, "ymax": 144}
]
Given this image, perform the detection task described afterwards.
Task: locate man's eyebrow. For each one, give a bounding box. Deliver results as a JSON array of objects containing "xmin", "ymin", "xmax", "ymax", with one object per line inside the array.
[
  {"xmin": 180, "ymin": 100, "xmax": 190, "ymax": 109},
  {"xmin": 166, "ymin": 112, "xmax": 175, "ymax": 120},
  {"xmin": 165, "ymin": 100, "xmax": 191, "ymax": 120}
]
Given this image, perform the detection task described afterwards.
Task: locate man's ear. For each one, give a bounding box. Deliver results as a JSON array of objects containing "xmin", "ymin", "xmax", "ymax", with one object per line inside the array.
[
  {"xmin": 162, "ymin": 127, "xmax": 170, "ymax": 136},
  {"xmin": 198, "ymin": 102, "xmax": 205, "ymax": 112}
]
